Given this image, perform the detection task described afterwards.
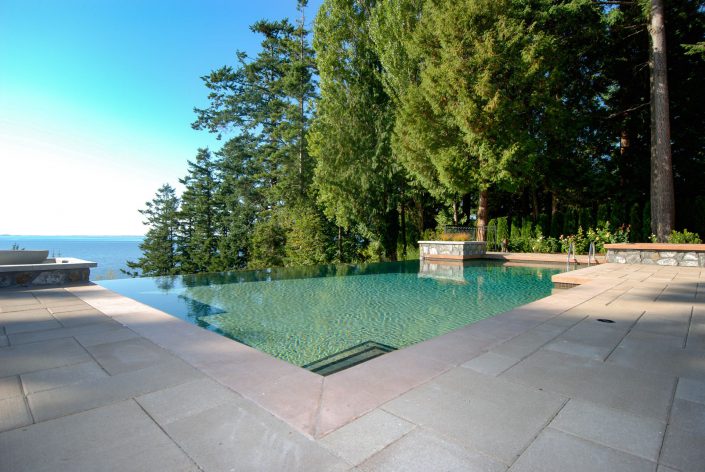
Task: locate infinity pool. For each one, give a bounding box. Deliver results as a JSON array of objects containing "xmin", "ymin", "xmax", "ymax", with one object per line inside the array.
[{"xmin": 98, "ymin": 260, "xmax": 561, "ymax": 370}]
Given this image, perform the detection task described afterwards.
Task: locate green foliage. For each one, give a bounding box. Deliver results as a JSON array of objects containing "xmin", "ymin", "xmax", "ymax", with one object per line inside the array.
[
  {"xmin": 126, "ymin": 184, "xmax": 180, "ymax": 277},
  {"xmin": 563, "ymin": 209, "xmax": 577, "ymax": 237},
  {"xmin": 521, "ymin": 218, "xmax": 533, "ymax": 240},
  {"xmin": 628, "ymin": 203, "xmax": 642, "ymax": 243},
  {"xmin": 311, "ymin": 0, "xmax": 404, "ymax": 261},
  {"xmin": 283, "ymin": 206, "xmax": 332, "ymax": 266},
  {"xmin": 496, "ymin": 217, "xmax": 509, "ymax": 243},
  {"xmin": 667, "ymin": 229, "xmax": 702, "ymax": 244},
  {"xmin": 559, "ymin": 222, "xmax": 630, "ymax": 255},
  {"xmin": 610, "ymin": 202, "xmax": 625, "ymax": 228},
  {"xmin": 510, "ymin": 219, "xmax": 522, "ymax": 242},
  {"xmin": 578, "ymin": 208, "xmax": 593, "ymax": 231},
  {"xmin": 248, "ymin": 218, "xmax": 287, "ymax": 269},
  {"xmin": 550, "ymin": 212, "xmax": 563, "ymax": 239},
  {"xmin": 642, "ymin": 201, "xmax": 652, "ymax": 242},
  {"xmin": 596, "ymin": 204, "xmax": 610, "ymax": 228},
  {"xmin": 531, "ymin": 231, "xmax": 560, "ymax": 254}
]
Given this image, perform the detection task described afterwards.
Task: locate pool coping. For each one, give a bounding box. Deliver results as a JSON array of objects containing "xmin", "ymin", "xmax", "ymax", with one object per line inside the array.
[{"xmin": 61, "ymin": 264, "xmax": 620, "ymax": 439}]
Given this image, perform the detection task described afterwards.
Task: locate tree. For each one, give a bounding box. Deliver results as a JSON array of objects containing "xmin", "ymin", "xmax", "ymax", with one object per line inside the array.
[
  {"xmin": 178, "ymin": 148, "xmax": 220, "ymax": 273},
  {"xmin": 125, "ymin": 184, "xmax": 180, "ymax": 276},
  {"xmin": 648, "ymin": 0, "xmax": 675, "ymax": 241},
  {"xmin": 311, "ymin": 0, "xmax": 404, "ymax": 261}
]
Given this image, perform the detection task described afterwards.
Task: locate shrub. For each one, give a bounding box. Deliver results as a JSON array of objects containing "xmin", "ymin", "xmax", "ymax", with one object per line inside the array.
[
  {"xmin": 440, "ymin": 232, "xmax": 471, "ymax": 241},
  {"xmin": 521, "ymin": 218, "xmax": 533, "ymax": 240},
  {"xmin": 667, "ymin": 229, "xmax": 702, "ymax": 244},
  {"xmin": 496, "ymin": 216, "xmax": 509, "ymax": 243}
]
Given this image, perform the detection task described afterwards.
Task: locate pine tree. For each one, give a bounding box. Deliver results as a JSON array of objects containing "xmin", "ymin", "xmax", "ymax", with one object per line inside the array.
[
  {"xmin": 178, "ymin": 148, "xmax": 220, "ymax": 273},
  {"xmin": 125, "ymin": 184, "xmax": 180, "ymax": 276}
]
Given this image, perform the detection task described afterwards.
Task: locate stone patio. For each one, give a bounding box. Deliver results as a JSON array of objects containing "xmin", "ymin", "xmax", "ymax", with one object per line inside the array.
[{"xmin": 0, "ymin": 263, "xmax": 703, "ymax": 471}]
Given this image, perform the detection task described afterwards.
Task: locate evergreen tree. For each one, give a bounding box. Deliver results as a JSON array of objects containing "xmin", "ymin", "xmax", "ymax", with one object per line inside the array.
[
  {"xmin": 311, "ymin": 0, "xmax": 404, "ymax": 261},
  {"xmin": 125, "ymin": 184, "xmax": 180, "ymax": 276},
  {"xmin": 178, "ymin": 148, "xmax": 220, "ymax": 273}
]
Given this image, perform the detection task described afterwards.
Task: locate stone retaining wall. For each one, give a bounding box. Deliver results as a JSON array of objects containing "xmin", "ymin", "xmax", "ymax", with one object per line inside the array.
[
  {"xmin": 0, "ymin": 268, "xmax": 91, "ymax": 288},
  {"xmin": 605, "ymin": 243, "xmax": 705, "ymax": 267},
  {"xmin": 418, "ymin": 241, "xmax": 487, "ymax": 260}
]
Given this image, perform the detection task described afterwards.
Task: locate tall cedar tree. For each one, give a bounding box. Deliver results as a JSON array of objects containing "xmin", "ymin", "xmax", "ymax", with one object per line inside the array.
[{"xmin": 311, "ymin": 0, "xmax": 404, "ymax": 261}]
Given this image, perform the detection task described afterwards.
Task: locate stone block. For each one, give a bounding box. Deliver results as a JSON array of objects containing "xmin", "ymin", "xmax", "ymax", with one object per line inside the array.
[
  {"xmin": 679, "ymin": 260, "xmax": 698, "ymax": 267},
  {"xmin": 615, "ymin": 255, "xmax": 626, "ymax": 264},
  {"xmin": 320, "ymin": 409, "xmax": 415, "ymax": 466},
  {"xmin": 683, "ymin": 252, "xmax": 698, "ymax": 261},
  {"xmin": 659, "ymin": 251, "xmax": 677, "ymax": 258},
  {"xmin": 625, "ymin": 252, "xmax": 641, "ymax": 264},
  {"xmin": 656, "ymin": 258, "xmax": 678, "ymax": 266}
]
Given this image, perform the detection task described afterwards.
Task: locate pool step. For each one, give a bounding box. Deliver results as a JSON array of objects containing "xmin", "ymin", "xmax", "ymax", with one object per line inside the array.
[{"xmin": 303, "ymin": 341, "xmax": 397, "ymax": 376}]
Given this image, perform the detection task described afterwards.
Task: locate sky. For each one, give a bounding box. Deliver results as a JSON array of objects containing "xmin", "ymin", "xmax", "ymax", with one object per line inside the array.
[{"xmin": 0, "ymin": 0, "xmax": 323, "ymax": 236}]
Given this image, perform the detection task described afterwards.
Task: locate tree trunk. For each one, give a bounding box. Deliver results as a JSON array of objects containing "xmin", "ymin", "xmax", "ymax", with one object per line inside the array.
[
  {"xmin": 383, "ymin": 208, "xmax": 400, "ymax": 261},
  {"xmin": 476, "ymin": 188, "xmax": 489, "ymax": 241},
  {"xmin": 452, "ymin": 201, "xmax": 459, "ymax": 225},
  {"xmin": 649, "ymin": 0, "xmax": 675, "ymax": 242}
]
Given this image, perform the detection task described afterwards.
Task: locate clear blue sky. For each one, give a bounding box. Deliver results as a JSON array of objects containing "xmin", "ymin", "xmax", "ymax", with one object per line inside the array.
[{"xmin": 0, "ymin": 0, "xmax": 323, "ymax": 235}]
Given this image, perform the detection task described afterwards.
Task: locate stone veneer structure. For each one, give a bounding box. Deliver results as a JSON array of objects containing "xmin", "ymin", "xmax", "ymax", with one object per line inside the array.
[
  {"xmin": 0, "ymin": 258, "xmax": 96, "ymax": 288},
  {"xmin": 605, "ymin": 243, "xmax": 705, "ymax": 267},
  {"xmin": 418, "ymin": 240, "xmax": 487, "ymax": 260}
]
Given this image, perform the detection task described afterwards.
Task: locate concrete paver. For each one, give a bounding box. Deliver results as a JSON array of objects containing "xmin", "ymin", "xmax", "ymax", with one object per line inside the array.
[
  {"xmin": 0, "ymin": 263, "xmax": 703, "ymax": 471},
  {"xmin": 358, "ymin": 428, "xmax": 506, "ymax": 472},
  {"xmin": 0, "ymin": 400, "xmax": 198, "ymax": 472},
  {"xmin": 320, "ymin": 409, "xmax": 415, "ymax": 466},
  {"xmin": 508, "ymin": 428, "xmax": 656, "ymax": 472},
  {"xmin": 549, "ymin": 400, "xmax": 665, "ymax": 461}
]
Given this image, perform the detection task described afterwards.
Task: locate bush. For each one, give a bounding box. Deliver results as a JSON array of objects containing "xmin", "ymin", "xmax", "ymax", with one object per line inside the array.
[
  {"xmin": 610, "ymin": 202, "xmax": 625, "ymax": 227},
  {"xmin": 667, "ymin": 229, "xmax": 702, "ymax": 244},
  {"xmin": 531, "ymin": 231, "xmax": 560, "ymax": 253},
  {"xmin": 521, "ymin": 218, "xmax": 533, "ymax": 240},
  {"xmin": 496, "ymin": 217, "xmax": 509, "ymax": 243}
]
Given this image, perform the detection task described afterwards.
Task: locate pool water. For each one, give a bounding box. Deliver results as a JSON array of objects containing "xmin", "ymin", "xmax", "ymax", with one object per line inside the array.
[{"xmin": 98, "ymin": 260, "xmax": 561, "ymax": 368}]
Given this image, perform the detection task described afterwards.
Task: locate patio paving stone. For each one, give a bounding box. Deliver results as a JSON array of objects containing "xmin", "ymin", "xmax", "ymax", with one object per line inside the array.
[
  {"xmin": 548, "ymin": 399, "xmax": 665, "ymax": 461},
  {"xmin": 319, "ymin": 409, "xmax": 415, "ymax": 466},
  {"xmin": 20, "ymin": 361, "xmax": 108, "ymax": 395},
  {"xmin": 0, "ymin": 337, "xmax": 91, "ymax": 377},
  {"xmin": 163, "ymin": 400, "xmax": 349, "ymax": 472},
  {"xmin": 0, "ymin": 400, "xmax": 197, "ymax": 472},
  {"xmin": 382, "ymin": 367, "xmax": 567, "ymax": 465},
  {"xmin": 358, "ymin": 428, "xmax": 506, "ymax": 472},
  {"xmin": 508, "ymin": 428, "xmax": 656, "ymax": 472}
]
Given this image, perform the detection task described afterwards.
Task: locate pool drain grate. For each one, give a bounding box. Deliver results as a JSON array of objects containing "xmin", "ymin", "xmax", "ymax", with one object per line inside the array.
[{"xmin": 303, "ymin": 341, "xmax": 397, "ymax": 376}]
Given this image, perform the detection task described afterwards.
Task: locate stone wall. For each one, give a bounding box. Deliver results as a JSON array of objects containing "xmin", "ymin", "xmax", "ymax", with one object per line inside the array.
[
  {"xmin": 0, "ymin": 268, "xmax": 90, "ymax": 288},
  {"xmin": 605, "ymin": 243, "xmax": 705, "ymax": 267},
  {"xmin": 418, "ymin": 241, "xmax": 487, "ymax": 260}
]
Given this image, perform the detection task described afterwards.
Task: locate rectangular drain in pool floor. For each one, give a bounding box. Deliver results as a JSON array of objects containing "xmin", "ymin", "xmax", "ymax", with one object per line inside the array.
[{"xmin": 303, "ymin": 341, "xmax": 397, "ymax": 376}]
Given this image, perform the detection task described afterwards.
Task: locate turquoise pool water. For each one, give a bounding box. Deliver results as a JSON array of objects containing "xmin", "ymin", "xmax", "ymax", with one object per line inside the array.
[{"xmin": 98, "ymin": 260, "xmax": 561, "ymax": 367}]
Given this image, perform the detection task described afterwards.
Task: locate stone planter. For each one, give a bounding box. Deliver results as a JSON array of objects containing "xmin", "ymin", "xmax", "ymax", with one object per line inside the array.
[
  {"xmin": 418, "ymin": 241, "xmax": 487, "ymax": 261},
  {"xmin": 605, "ymin": 243, "xmax": 705, "ymax": 267},
  {"xmin": 0, "ymin": 250, "xmax": 49, "ymax": 265}
]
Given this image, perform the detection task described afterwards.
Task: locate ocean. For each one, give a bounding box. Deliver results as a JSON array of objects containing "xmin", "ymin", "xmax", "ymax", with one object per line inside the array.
[{"xmin": 0, "ymin": 235, "xmax": 143, "ymax": 280}]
